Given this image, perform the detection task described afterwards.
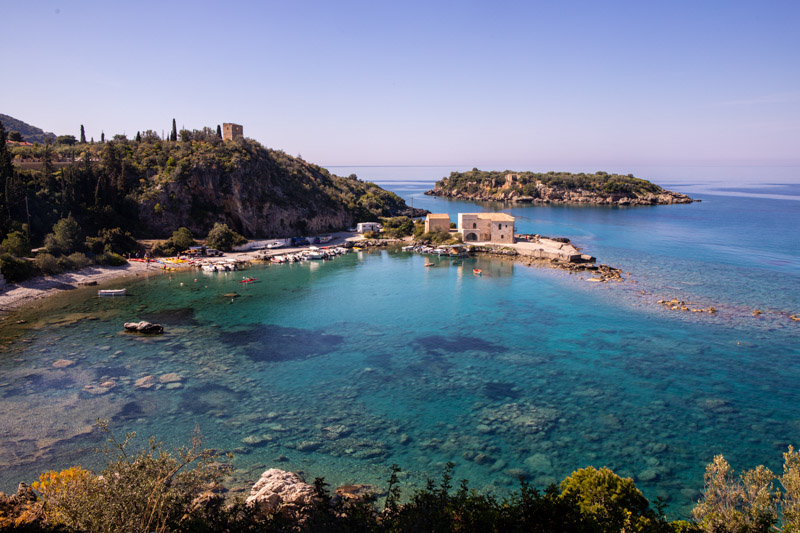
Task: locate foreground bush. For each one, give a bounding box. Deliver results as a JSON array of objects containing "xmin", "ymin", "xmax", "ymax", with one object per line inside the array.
[
  {"xmin": 33, "ymin": 253, "xmax": 62, "ymax": 276},
  {"xmin": 205, "ymin": 222, "xmax": 246, "ymax": 252},
  {"xmin": 97, "ymin": 252, "xmax": 127, "ymax": 266},
  {"xmin": 0, "ymin": 253, "xmax": 34, "ymax": 282},
  {"xmin": 31, "ymin": 422, "xmax": 231, "ymax": 533}
]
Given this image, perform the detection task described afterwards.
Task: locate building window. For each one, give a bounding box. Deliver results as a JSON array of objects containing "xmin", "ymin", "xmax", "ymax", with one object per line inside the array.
[
  {"xmin": 501, "ymin": 235, "xmax": 504, "ymax": 240},
  {"xmin": 472, "ymin": 223, "xmax": 476, "ymax": 229}
]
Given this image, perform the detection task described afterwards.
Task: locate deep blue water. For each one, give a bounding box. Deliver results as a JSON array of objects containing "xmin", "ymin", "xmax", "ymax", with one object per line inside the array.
[{"xmin": 0, "ymin": 166, "xmax": 798, "ymax": 519}]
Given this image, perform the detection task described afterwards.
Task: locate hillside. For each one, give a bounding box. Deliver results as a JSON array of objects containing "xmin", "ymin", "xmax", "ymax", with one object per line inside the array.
[
  {"xmin": 0, "ymin": 113, "xmax": 57, "ymax": 144},
  {"xmin": 0, "ymin": 127, "xmax": 425, "ymax": 244},
  {"xmin": 426, "ymin": 169, "xmax": 696, "ymax": 205}
]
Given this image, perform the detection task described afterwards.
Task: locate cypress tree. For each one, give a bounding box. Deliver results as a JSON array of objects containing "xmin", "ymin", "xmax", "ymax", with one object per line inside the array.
[
  {"xmin": 216, "ymin": 124, "xmax": 222, "ymax": 138},
  {"xmin": 101, "ymin": 132, "xmax": 105, "ymax": 143},
  {"xmin": 136, "ymin": 131, "xmax": 141, "ymax": 142},
  {"xmin": 170, "ymin": 119, "xmax": 177, "ymax": 141},
  {"xmin": 80, "ymin": 124, "xmax": 86, "ymax": 143}
]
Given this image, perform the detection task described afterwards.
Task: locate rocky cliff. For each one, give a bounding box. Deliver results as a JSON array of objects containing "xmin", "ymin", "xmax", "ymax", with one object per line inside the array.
[
  {"xmin": 426, "ymin": 169, "xmax": 696, "ymax": 206},
  {"xmin": 136, "ymin": 141, "xmax": 425, "ymax": 238}
]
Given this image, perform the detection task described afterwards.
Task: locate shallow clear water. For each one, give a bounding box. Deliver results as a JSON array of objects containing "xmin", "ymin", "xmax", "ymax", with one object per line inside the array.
[{"xmin": 0, "ymin": 166, "xmax": 798, "ymax": 519}]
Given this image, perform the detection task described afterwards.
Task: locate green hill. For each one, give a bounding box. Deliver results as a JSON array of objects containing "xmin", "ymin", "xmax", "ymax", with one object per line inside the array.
[
  {"xmin": 0, "ymin": 113, "xmax": 57, "ymax": 144},
  {"xmin": 0, "ymin": 124, "xmax": 424, "ymax": 245}
]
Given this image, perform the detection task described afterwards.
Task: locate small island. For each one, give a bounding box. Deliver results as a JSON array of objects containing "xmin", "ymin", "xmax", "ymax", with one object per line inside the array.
[{"xmin": 425, "ymin": 169, "xmax": 696, "ymax": 206}]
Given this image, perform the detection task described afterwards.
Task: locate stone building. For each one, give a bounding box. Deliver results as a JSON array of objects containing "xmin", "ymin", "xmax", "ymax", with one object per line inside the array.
[
  {"xmin": 222, "ymin": 123, "xmax": 243, "ymax": 141},
  {"xmin": 424, "ymin": 213, "xmax": 451, "ymax": 233},
  {"xmin": 457, "ymin": 213, "xmax": 515, "ymax": 244}
]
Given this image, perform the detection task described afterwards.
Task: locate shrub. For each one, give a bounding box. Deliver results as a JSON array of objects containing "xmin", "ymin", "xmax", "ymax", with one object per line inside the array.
[
  {"xmin": 380, "ymin": 216, "xmax": 414, "ymax": 238},
  {"xmin": 1, "ymin": 230, "xmax": 31, "ymax": 257},
  {"xmin": 419, "ymin": 230, "xmax": 455, "ymax": 245},
  {"xmin": 171, "ymin": 227, "xmax": 194, "ymax": 251},
  {"xmin": 98, "ymin": 252, "xmax": 127, "ymax": 266},
  {"xmin": 59, "ymin": 252, "xmax": 92, "ymax": 271},
  {"xmin": 205, "ymin": 222, "xmax": 246, "ymax": 251},
  {"xmin": 151, "ymin": 241, "xmax": 177, "ymax": 257},
  {"xmin": 31, "ymin": 422, "xmax": 232, "ymax": 533},
  {"xmin": 49, "ymin": 215, "xmax": 84, "ymax": 255},
  {"xmin": 0, "ymin": 253, "xmax": 34, "ymax": 282},
  {"xmin": 34, "ymin": 252, "xmax": 63, "ymax": 275},
  {"xmin": 362, "ymin": 230, "xmax": 382, "ymax": 239},
  {"xmin": 85, "ymin": 228, "xmax": 137, "ymax": 256}
]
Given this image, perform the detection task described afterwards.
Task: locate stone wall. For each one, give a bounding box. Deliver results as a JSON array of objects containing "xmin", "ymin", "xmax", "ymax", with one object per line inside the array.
[{"xmin": 222, "ymin": 123, "xmax": 243, "ymax": 141}]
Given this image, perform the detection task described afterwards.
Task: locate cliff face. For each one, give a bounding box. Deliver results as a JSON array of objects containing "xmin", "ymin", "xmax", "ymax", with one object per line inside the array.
[
  {"xmin": 426, "ymin": 170, "xmax": 696, "ymax": 206},
  {"xmin": 128, "ymin": 140, "xmax": 425, "ymax": 238}
]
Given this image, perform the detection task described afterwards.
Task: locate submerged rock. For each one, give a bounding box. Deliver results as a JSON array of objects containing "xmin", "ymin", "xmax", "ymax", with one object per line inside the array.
[
  {"xmin": 123, "ymin": 321, "xmax": 164, "ymax": 334},
  {"xmin": 246, "ymin": 469, "xmax": 317, "ymax": 510},
  {"xmin": 134, "ymin": 375, "xmax": 156, "ymax": 389},
  {"xmin": 52, "ymin": 359, "xmax": 75, "ymax": 368},
  {"xmin": 159, "ymin": 373, "xmax": 182, "ymax": 383}
]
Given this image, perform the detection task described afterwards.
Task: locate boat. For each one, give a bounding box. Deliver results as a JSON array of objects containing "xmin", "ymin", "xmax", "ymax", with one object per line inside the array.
[
  {"xmin": 267, "ymin": 241, "xmax": 284, "ymax": 249},
  {"xmin": 238, "ymin": 277, "xmax": 258, "ymax": 284},
  {"xmin": 425, "ymin": 262, "xmax": 435, "ymax": 267},
  {"xmin": 306, "ymin": 247, "xmax": 323, "ymax": 259},
  {"xmin": 98, "ymin": 289, "xmax": 126, "ymax": 296},
  {"xmin": 473, "ymin": 269, "xmax": 482, "ymax": 276}
]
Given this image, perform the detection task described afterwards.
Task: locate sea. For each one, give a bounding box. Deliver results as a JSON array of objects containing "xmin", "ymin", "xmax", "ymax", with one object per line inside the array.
[{"xmin": 0, "ymin": 165, "xmax": 798, "ymax": 519}]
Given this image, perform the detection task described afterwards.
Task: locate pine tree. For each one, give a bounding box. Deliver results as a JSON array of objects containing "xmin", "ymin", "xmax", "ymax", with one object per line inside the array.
[
  {"xmin": 216, "ymin": 125, "xmax": 222, "ymax": 138},
  {"xmin": 80, "ymin": 124, "xmax": 86, "ymax": 143},
  {"xmin": 170, "ymin": 119, "xmax": 177, "ymax": 142},
  {"xmin": 136, "ymin": 131, "xmax": 141, "ymax": 142}
]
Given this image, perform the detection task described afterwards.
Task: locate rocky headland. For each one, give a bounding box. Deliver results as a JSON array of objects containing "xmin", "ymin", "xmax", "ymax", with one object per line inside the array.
[{"xmin": 425, "ymin": 169, "xmax": 696, "ymax": 206}]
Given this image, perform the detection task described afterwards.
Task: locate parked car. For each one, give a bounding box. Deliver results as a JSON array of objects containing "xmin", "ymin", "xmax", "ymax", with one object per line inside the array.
[{"xmin": 206, "ymin": 248, "xmax": 223, "ymax": 256}]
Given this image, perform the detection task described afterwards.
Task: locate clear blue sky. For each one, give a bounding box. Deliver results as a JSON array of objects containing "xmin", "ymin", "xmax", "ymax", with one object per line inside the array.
[{"xmin": 1, "ymin": 0, "xmax": 798, "ymax": 167}]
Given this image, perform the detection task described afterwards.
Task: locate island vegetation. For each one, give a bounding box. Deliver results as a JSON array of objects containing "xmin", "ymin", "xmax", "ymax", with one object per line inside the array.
[{"xmin": 426, "ymin": 169, "xmax": 695, "ymax": 206}]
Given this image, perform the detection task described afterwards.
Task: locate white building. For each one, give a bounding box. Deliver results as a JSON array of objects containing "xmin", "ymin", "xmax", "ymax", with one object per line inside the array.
[{"xmin": 356, "ymin": 222, "xmax": 382, "ymax": 233}]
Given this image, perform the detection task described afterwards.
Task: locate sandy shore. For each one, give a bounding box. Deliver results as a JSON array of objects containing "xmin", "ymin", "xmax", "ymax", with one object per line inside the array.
[
  {"xmin": 0, "ymin": 232, "xmax": 363, "ymax": 315},
  {"xmin": 0, "ymin": 262, "xmax": 159, "ymax": 314}
]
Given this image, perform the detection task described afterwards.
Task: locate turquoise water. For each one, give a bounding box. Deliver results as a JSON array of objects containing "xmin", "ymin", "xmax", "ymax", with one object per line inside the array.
[{"xmin": 0, "ymin": 166, "xmax": 798, "ymax": 519}]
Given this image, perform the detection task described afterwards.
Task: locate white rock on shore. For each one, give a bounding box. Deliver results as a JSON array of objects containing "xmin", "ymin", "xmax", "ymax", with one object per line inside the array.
[{"xmin": 246, "ymin": 469, "xmax": 317, "ymax": 510}]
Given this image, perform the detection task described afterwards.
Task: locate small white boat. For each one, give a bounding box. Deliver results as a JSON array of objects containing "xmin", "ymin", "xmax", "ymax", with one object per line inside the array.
[
  {"xmin": 98, "ymin": 289, "xmax": 126, "ymax": 296},
  {"xmin": 267, "ymin": 241, "xmax": 285, "ymax": 249}
]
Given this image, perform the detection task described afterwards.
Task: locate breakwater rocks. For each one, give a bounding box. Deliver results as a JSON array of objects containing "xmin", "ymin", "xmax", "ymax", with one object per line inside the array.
[
  {"xmin": 469, "ymin": 245, "xmax": 627, "ymax": 282},
  {"xmin": 657, "ymin": 299, "xmax": 717, "ymax": 314}
]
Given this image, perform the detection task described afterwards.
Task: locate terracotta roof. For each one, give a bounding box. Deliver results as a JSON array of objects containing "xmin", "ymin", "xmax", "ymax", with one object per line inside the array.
[
  {"xmin": 461, "ymin": 213, "xmax": 515, "ymax": 222},
  {"xmin": 426, "ymin": 213, "xmax": 451, "ymax": 219}
]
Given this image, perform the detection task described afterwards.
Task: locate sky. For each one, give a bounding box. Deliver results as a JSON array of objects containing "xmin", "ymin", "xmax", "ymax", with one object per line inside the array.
[{"xmin": 1, "ymin": 0, "xmax": 799, "ymax": 167}]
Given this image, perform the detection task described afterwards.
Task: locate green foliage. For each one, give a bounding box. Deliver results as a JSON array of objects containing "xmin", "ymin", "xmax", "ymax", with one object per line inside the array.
[
  {"xmin": 205, "ymin": 222, "xmax": 246, "ymax": 251},
  {"xmin": 151, "ymin": 240, "xmax": 177, "ymax": 257},
  {"xmin": 34, "ymin": 252, "xmax": 62, "ymax": 275},
  {"xmin": 1, "ymin": 230, "xmax": 31, "ymax": 257},
  {"xmin": 419, "ymin": 230, "xmax": 456, "ymax": 244},
  {"xmin": 171, "ymin": 227, "xmax": 194, "ymax": 251},
  {"xmin": 434, "ymin": 169, "xmax": 664, "ymax": 198},
  {"xmin": 46, "ymin": 215, "xmax": 83, "ymax": 256},
  {"xmin": 693, "ymin": 455, "xmax": 777, "ymax": 533},
  {"xmin": 560, "ymin": 466, "xmax": 656, "ymax": 531},
  {"xmin": 381, "ymin": 216, "xmax": 414, "ymax": 238},
  {"xmin": 0, "ymin": 252, "xmax": 33, "ymax": 282},
  {"xmin": 362, "ymin": 230, "xmax": 382, "ymax": 239},
  {"xmin": 60, "ymin": 252, "xmax": 92, "ymax": 271},
  {"xmin": 85, "ymin": 227, "xmax": 137, "ymax": 255},
  {"xmin": 98, "ymin": 251, "xmax": 127, "ymax": 266},
  {"xmin": 56, "ymin": 135, "xmax": 77, "ymax": 146},
  {"xmin": 781, "ymin": 446, "xmax": 800, "ymax": 532},
  {"xmin": 32, "ymin": 421, "xmax": 232, "ymax": 533},
  {"xmin": 7, "ymin": 131, "xmax": 23, "ymax": 142}
]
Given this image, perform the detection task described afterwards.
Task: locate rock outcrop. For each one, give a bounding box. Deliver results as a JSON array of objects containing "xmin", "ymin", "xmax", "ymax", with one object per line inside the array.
[
  {"xmin": 123, "ymin": 321, "xmax": 164, "ymax": 334},
  {"xmin": 426, "ymin": 170, "xmax": 697, "ymax": 206},
  {"xmin": 246, "ymin": 469, "xmax": 317, "ymax": 511}
]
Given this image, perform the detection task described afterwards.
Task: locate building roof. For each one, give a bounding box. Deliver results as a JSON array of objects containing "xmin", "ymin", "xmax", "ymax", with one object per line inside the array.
[
  {"xmin": 426, "ymin": 213, "xmax": 451, "ymax": 220},
  {"xmin": 460, "ymin": 212, "xmax": 515, "ymax": 222}
]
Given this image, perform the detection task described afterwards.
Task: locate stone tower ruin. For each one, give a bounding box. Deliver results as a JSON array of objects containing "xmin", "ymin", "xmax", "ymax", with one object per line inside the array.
[{"xmin": 222, "ymin": 123, "xmax": 243, "ymax": 141}]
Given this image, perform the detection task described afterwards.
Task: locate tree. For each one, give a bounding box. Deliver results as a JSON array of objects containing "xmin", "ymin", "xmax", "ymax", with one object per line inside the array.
[
  {"xmin": 7, "ymin": 131, "xmax": 23, "ymax": 142},
  {"xmin": 45, "ymin": 215, "xmax": 84, "ymax": 255},
  {"xmin": 1, "ymin": 230, "xmax": 30, "ymax": 257},
  {"xmin": 170, "ymin": 119, "xmax": 177, "ymax": 142},
  {"xmin": 100, "ymin": 132, "xmax": 105, "ymax": 143},
  {"xmin": 205, "ymin": 222, "xmax": 245, "ymax": 251},
  {"xmin": 135, "ymin": 131, "xmax": 141, "ymax": 142},
  {"xmin": 692, "ymin": 455, "xmax": 777, "ymax": 533},
  {"xmin": 179, "ymin": 129, "xmax": 192, "ymax": 142},
  {"xmin": 56, "ymin": 135, "xmax": 77, "ymax": 146},
  {"xmin": 171, "ymin": 227, "xmax": 194, "ymax": 251},
  {"xmin": 216, "ymin": 124, "xmax": 222, "ymax": 138},
  {"xmin": 560, "ymin": 466, "xmax": 655, "ymax": 531},
  {"xmin": 80, "ymin": 124, "xmax": 86, "ymax": 143}
]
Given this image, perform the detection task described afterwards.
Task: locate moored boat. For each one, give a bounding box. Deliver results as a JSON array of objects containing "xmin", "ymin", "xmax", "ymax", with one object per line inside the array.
[
  {"xmin": 473, "ymin": 269, "xmax": 482, "ymax": 276},
  {"xmin": 98, "ymin": 289, "xmax": 126, "ymax": 296}
]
